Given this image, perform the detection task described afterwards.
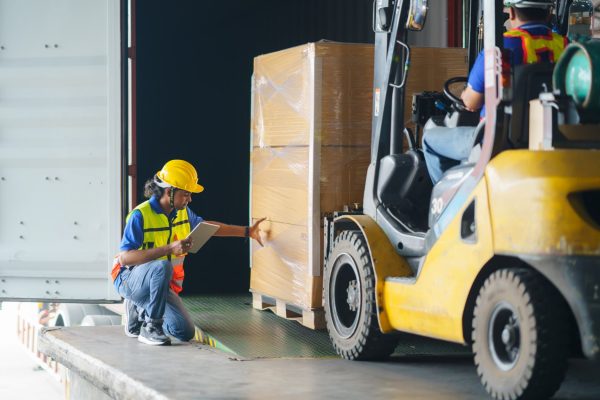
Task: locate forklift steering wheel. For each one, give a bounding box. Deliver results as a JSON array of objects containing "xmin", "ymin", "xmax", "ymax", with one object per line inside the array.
[{"xmin": 443, "ymin": 76, "xmax": 469, "ymax": 112}]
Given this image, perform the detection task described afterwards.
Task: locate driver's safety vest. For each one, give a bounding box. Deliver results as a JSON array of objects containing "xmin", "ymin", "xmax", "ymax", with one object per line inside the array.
[
  {"xmin": 504, "ymin": 28, "xmax": 567, "ymax": 64},
  {"xmin": 111, "ymin": 201, "xmax": 191, "ymax": 295}
]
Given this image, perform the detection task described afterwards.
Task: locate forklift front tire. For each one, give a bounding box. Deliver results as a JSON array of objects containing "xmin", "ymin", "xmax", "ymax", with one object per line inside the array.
[
  {"xmin": 323, "ymin": 230, "xmax": 398, "ymax": 360},
  {"xmin": 472, "ymin": 268, "xmax": 570, "ymax": 400}
]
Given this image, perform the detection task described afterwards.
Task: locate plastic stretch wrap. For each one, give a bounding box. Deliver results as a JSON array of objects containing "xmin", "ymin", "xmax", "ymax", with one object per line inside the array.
[
  {"xmin": 249, "ymin": 42, "xmax": 373, "ymax": 310},
  {"xmin": 249, "ymin": 43, "xmax": 468, "ymax": 312}
]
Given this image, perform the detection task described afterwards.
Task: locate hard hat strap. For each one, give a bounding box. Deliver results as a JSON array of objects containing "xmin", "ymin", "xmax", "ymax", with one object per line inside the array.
[{"xmin": 169, "ymin": 188, "xmax": 176, "ymax": 209}]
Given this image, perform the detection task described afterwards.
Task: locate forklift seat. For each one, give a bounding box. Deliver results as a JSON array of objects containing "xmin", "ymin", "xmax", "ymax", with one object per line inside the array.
[{"xmin": 508, "ymin": 63, "xmax": 555, "ymax": 148}]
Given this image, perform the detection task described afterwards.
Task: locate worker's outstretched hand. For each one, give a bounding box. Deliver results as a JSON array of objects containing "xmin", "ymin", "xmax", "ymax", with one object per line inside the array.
[{"xmin": 249, "ymin": 217, "xmax": 266, "ymax": 247}]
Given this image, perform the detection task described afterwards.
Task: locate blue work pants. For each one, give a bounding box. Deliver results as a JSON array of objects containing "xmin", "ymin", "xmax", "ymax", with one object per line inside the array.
[
  {"xmin": 422, "ymin": 126, "xmax": 478, "ymax": 184},
  {"xmin": 114, "ymin": 260, "xmax": 196, "ymax": 341}
]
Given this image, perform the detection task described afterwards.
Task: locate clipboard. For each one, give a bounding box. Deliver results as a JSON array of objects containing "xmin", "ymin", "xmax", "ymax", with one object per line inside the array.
[{"xmin": 186, "ymin": 222, "xmax": 219, "ymax": 253}]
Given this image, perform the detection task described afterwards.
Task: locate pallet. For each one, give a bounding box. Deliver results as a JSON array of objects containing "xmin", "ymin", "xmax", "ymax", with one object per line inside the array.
[{"xmin": 251, "ymin": 292, "xmax": 325, "ymax": 330}]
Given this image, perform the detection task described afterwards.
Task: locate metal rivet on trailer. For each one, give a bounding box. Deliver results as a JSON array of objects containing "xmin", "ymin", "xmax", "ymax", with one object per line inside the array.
[
  {"xmin": 54, "ymin": 177, "xmax": 59, "ymax": 181},
  {"xmin": 73, "ymin": 221, "xmax": 78, "ymax": 225},
  {"xmin": 1, "ymin": 177, "xmax": 5, "ymax": 181},
  {"xmin": 45, "ymin": 291, "xmax": 50, "ymax": 295},
  {"xmin": 45, "ymin": 177, "xmax": 50, "ymax": 181},
  {"xmin": 45, "ymin": 280, "xmax": 50, "ymax": 284},
  {"xmin": 1, "ymin": 279, "xmax": 5, "ymax": 283},
  {"xmin": 73, "ymin": 235, "xmax": 78, "ymax": 240},
  {"xmin": 1, "ymin": 290, "xmax": 5, "ymax": 294},
  {"xmin": 44, "ymin": 44, "xmax": 49, "ymax": 48},
  {"xmin": 54, "ymin": 291, "xmax": 60, "ymax": 295},
  {"xmin": 54, "ymin": 44, "xmax": 58, "ymax": 48},
  {"xmin": 19, "ymin": 221, "xmax": 24, "ymax": 225},
  {"xmin": 0, "ymin": 46, "xmax": 4, "ymax": 50},
  {"xmin": 19, "ymin": 235, "xmax": 24, "ymax": 239},
  {"xmin": 55, "ymin": 280, "xmax": 59, "ymax": 284}
]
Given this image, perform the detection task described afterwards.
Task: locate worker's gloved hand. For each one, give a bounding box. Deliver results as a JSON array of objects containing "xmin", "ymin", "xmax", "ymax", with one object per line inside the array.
[
  {"xmin": 169, "ymin": 237, "xmax": 193, "ymax": 256},
  {"xmin": 249, "ymin": 217, "xmax": 266, "ymax": 247}
]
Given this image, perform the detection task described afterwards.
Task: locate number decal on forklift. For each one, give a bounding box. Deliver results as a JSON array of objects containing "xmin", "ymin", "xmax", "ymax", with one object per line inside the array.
[{"xmin": 431, "ymin": 197, "xmax": 444, "ymax": 215}]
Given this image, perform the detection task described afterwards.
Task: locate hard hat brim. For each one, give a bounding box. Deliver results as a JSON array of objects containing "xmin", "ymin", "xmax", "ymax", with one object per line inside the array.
[{"xmin": 191, "ymin": 183, "xmax": 204, "ymax": 193}]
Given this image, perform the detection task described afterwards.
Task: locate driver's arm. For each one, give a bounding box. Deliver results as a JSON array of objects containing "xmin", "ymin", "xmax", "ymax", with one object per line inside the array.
[
  {"xmin": 461, "ymin": 86, "xmax": 484, "ymax": 112},
  {"xmin": 461, "ymin": 50, "xmax": 485, "ymax": 112}
]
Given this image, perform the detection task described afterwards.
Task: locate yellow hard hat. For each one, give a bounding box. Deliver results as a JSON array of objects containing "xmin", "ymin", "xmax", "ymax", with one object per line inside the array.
[{"xmin": 155, "ymin": 160, "xmax": 204, "ymax": 193}]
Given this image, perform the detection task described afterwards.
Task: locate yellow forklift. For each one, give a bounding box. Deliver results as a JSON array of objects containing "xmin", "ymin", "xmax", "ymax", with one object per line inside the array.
[{"xmin": 322, "ymin": 1, "xmax": 600, "ymax": 399}]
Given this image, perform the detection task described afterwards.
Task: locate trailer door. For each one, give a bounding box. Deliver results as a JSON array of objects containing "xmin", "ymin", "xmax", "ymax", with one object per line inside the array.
[{"xmin": 0, "ymin": 0, "xmax": 124, "ymax": 302}]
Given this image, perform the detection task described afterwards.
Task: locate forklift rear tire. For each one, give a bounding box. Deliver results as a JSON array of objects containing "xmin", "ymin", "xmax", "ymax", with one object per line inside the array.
[
  {"xmin": 472, "ymin": 268, "xmax": 570, "ymax": 400},
  {"xmin": 323, "ymin": 230, "xmax": 398, "ymax": 360}
]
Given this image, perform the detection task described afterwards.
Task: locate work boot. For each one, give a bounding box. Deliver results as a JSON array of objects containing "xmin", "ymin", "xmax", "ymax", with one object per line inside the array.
[
  {"xmin": 123, "ymin": 299, "xmax": 142, "ymax": 338},
  {"xmin": 138, "ymin": 320, "xmax": 171, "ymax": 346}
]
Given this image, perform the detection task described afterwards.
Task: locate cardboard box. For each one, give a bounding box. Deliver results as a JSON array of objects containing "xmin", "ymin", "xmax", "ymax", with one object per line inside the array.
[
  {"xmin": 250, "ymin": 220, "xmax": 323, "ymax": 308},
  {"xmin": 251, "ymin": 42, "xmax": 374, "ymax": 148},
  {"xmin": 251, "ymin": 146, "xmax": 370, "ymax": 226}
]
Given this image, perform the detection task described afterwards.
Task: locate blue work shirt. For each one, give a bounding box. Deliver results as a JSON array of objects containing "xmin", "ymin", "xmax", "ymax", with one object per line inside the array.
[
  {"xmin": 467, "ymin": 23, "xmax": 557, "ymax": 116},
  {"xmin": 119, "ymin": 195, "xmax": 204, "ymax": 252}
]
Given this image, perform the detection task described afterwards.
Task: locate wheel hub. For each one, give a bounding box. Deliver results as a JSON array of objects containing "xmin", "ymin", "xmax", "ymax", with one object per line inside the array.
[
  {"xmin": 329, "ymin": 253, "xmax": 361, "ymax": 339},
  {"xmin": 489, "ymin": 302, "xmax": 521, "ymax": 371},
  {"xmin": 346, "ymin": 280, "xmax": 359, "ymax": 311}
]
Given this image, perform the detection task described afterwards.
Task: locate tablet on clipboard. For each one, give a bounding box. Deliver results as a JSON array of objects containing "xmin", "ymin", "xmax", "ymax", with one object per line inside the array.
[{"xmin": 186, "ymin": 222, "xmax": 219, "ymax": 253}]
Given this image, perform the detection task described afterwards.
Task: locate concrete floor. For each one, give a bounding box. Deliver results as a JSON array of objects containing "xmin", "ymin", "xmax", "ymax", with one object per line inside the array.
[
  {"xmin": 0, "ymin": 304, "xmax": 64, "ymax": 400},
  {"xmin": 40, "ymin": 325, "xmax": 600, "ymax": 400}
]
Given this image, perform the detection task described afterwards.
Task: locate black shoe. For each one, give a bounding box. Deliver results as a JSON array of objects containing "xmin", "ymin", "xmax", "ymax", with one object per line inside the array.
[
  {"xmin": 123, "ymin": 299, "xmax": 142, "ymax": 338},
  {"xmin": 138, "ymin": 321, "xmax": 171, "ymax": 346}
]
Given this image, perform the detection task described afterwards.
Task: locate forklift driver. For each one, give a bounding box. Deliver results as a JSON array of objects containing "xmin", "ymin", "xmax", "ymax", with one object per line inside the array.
[
  {"xmin": 422, "ymin": 0, "xmax": 567, "ymax": 184},
  {"xmin": 111, "ymin": 159, "xmax": 266, "ymax": 345}
]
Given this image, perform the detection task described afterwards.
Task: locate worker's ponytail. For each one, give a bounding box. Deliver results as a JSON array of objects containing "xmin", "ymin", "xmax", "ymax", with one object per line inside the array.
[{"xmin": 143, "ymin": 176, "xmax": 166, "ymax": 199}]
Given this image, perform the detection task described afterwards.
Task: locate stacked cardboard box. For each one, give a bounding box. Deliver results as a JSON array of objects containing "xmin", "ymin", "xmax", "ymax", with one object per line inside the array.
[
  {"xmin": 250, "ymin": 42, "xmax": 373, "ymax": 328},
  {"xmin": 249, "ymin": 42, "xmax": 467, "ymax": 328}
]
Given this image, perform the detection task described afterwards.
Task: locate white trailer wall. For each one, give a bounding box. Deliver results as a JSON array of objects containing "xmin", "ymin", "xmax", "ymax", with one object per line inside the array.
[{"xmin": 0, "ymin": 0, "xmax": 122, "ymax": 302}]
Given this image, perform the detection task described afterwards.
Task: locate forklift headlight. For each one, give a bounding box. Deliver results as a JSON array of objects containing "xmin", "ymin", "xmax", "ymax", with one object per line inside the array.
[
  {"xmin": 407, "ymin": 0, "xmax": 428, "ymax": 31},
  {"xmin": 568, "ymin": 190, "xmax": 600, "ymax": 230}
]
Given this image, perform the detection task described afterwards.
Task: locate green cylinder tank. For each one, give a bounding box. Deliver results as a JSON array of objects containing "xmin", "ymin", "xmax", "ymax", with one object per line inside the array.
[{"xmin": 553, "ymin": 40, "xmax": 600, "ymax": 122}]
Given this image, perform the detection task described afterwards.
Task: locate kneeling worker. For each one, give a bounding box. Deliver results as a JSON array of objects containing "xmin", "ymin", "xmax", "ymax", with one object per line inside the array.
[{"xmin": 111, "ymin": 159, "xmax": 265, "ymax": 345}]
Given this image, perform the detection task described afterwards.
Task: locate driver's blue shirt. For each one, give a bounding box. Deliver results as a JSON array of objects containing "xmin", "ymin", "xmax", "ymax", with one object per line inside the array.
[{"xmin": 467, "ymin": 23, "xmax": 557, "ymax": 116}]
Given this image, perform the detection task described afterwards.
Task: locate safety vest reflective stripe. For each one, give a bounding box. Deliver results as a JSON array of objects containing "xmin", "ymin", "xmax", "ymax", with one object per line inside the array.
[
  {"xmin": 504, "ymin": 29, "xmax": 567, "ymax": 64},
  {"xmin": 142, "ymin": 220, "xmax": 189, "ymax": 232}
]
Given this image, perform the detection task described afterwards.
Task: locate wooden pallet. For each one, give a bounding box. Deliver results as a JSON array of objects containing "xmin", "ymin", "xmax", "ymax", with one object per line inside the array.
[{"xmin": 251, "ymin": 292, "xmax": 325, "ymax": 330}]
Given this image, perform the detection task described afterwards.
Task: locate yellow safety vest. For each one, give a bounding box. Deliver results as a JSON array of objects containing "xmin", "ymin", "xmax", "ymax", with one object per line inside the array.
[
  {"xmin": 119, "ymin": 200, "xmax": 191, "ymax": 295},
  {"xmin": 503, "ymin": 28, "xmax": 567, "ymax": 64}
]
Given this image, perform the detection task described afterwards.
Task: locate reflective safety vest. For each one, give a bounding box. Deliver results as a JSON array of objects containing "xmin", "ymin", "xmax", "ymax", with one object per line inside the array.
[
  {"xmin": 111, "ymin": 200, "xmax": 191, "ymax": 295},
  {"xmin": 503, "ymin": 28, "xmax": 567, "ymax": 64}
]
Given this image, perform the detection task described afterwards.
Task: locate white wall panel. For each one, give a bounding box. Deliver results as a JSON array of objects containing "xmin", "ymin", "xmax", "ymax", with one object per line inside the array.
[{"xmin": 0, "ymin": 0, "xmax": 122, "ymax": 302}]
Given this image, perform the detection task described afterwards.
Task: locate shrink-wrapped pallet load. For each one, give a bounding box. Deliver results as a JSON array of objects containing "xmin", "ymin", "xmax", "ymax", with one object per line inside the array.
[{"xmin": 249, "ymin": 42, "xmax": 467, "ymax": 329}]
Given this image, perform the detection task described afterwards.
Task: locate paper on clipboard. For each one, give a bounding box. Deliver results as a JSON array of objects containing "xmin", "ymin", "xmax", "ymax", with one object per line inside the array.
[{"xmin": 186, "ymin": 222, "xmax": 219, "ymax": 253}]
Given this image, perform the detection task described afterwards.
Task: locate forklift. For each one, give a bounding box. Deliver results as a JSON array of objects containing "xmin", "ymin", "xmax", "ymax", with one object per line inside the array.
[{"xmin": 322, "ymin": 0, "xmax": 600, "ymax": 399}]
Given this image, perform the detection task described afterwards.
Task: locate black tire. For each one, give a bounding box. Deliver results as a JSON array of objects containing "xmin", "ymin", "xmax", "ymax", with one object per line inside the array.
[
  {"xmin": 472, "ymin": 268, "xmax": 571, "ymax": 400},
  {"xmin": 323, "ymin": 230, "xmax": 399, "ymax": 360}
]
